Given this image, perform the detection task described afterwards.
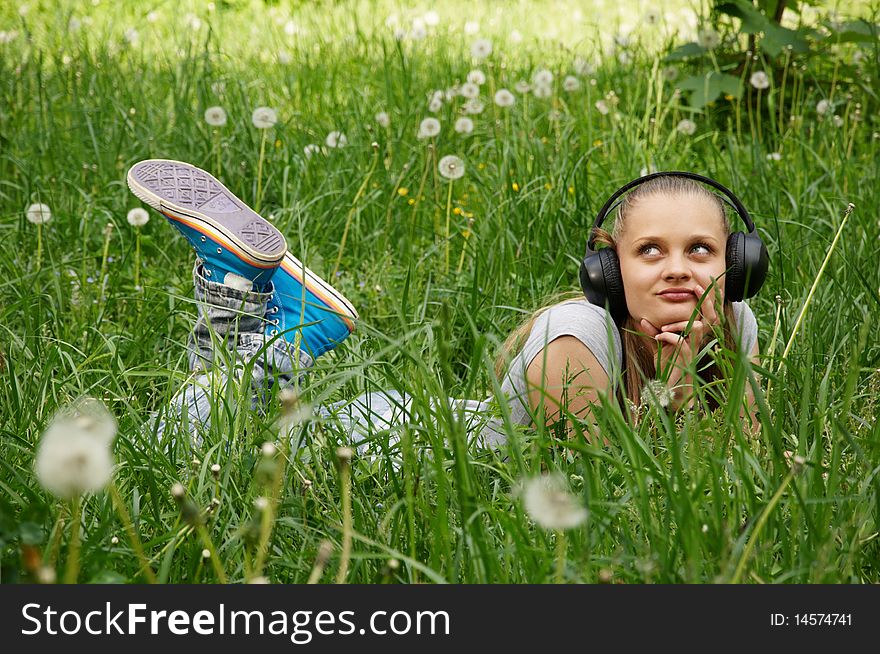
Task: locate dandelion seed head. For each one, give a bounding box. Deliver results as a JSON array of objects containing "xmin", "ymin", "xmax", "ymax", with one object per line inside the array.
[
  {"xmin": 210, "ymin": 463, "xmax": 221, "ymax": 474},
  {"xmin": 676, "ymin": 118, "xmax": 697, "ymax": 135},
  {"xmin": 510, "ymin": 30, "xmax": 523, "ymax": 43},
  {"xmin": 514, "ymin": 80, "xmax": 530, "ymax": 94},
  {"xmin": 375, "ymin": 111, "xmax": 390, "ymax": 128},
  {"xmin": 438, "ymin": 155, "xmax": 465, "ymax": 180},
  {"xmin": 171, "ymin": 482, "xmax": 185, "ymax": 499},
  {"xmin": 417, "ymin": 117, "xmax": 441, "ymax": 139},
  {"xmin": 423, "ymin": 10, "xmax": 439, "ymax": 27},
  {"xmin": 123, "ymin": 28, "xmax": 139, "ymax": 45},
  {"xmin": 494, "ymin": 89, "xmax": 515, "ymax": 107},
  {"xmin": 816, "ymin": 99, "xmax": 832, "ymax": 115},
  {"xmin": 563, "ymin": 75, "xmax": 581, "ymax": 92},
  {"xmin": 254, "ymin": 496, "xmax": 269, "ymax": 511},
  {"xmin": 640, "ymin": 379, "xmax": 674, "ymax": 409},
  {"xmin": 261, "ymin": 441, "xmax": 277, "ymax": 457},
  {"xmin": 36, "ymin": 566, "xmax": 56, "ymax": 584},
  {"xmin": 110, "ymin": 536, "xmax": 119, "ymax": 544},
  {"xmin": 251, "ymin": 106, "xmax": 278, "ymax": 129},
  {"xmin": 663, "ymin": 66, "xmax": 678, "ymax": 81},
  {"xmin": 460, "ymin": 82, "xmax": 480, "ymax": 99},
  {"xmin": 462, "ymin": 99, "xmax": 484, "ymax": 114},
  {"xmin": 750, "ymin": 71, "xmax": 770, "ymax": 90},
  {"xmin": 697, "ymin": 28, "xmax": 720, "ymax": 50},
  {"xmin": 325, "ymin": 131, "xmax": 347, "ymax": 148},
  {"xmin": 533, "ymin": 69, "xmax": 553, "ymax": 86},
  {"xmin": 519, "ymin": 473, "xmax": 587, "ymax": 530},
  {"xmin": 454, "ymin": 117, "xmax": 474, "ymax": 134},
  {"xmin": 766, "ymin": 152, "xmax": 782, "ymax": 161},
  {"xmin": 35, "ymin": 399, "xmax": 116, "ymax": 500},
  {"xmin": 204, "ymin": 106, "xmax": 227, "ymax": 127},
  {"xmin": 644, "ymin": 9, "xmax": 661, "ymax": 25},
  {"xmin": 126, "ymin": 207, "xmax": 149, "ymax": 227},
  {"xmin": 832, "ymin": 114, "xmax": 844, "ymax": 127},
  {"xmin": 467, "ymin": 69, "xmax": 486, "ymax": 85},
  {"xmin": 336, "ymin": 447, "xmax": 354, "ymax": 463},
  {"xmin": 201, "ymin": 548, "xmax": 211, "ymax": 559},
  {"xmin": 428, "ymin": 96, "xmax": 443, "ymax": 112},
  {"xmin": 26, "ymin": 203, "xmax": 52, "ymax": 225},
  {"xmin": 595, "ymin": 99, "xmax": 610, "ymax": 115}
]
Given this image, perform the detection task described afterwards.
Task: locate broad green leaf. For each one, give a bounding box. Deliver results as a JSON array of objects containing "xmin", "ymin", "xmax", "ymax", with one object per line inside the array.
[
  {"xmin": 761, "ymin": 24, "xmax": 810, "ymax": 57},
  {"xmin": 717, "ymin": 0, "xmax": 770, "ymax": 34},
  {"xmin": 664, "ymin": 42, "xmax": 707, "ymax": 62},
  {"xmin": 677, "ymin": 72, "xmax": 742, "ymax": 108}
]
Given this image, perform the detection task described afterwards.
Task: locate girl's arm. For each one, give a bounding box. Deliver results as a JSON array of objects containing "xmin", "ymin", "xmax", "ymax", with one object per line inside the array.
[{"xmin": 525, "ymin": 336, "xmax": 610, "ymax": 442}]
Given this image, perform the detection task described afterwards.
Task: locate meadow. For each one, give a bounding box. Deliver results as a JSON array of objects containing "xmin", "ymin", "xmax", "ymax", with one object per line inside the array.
[{"xmin": 1, "ymin": 0, "xmax": 879, "ymax": 584}]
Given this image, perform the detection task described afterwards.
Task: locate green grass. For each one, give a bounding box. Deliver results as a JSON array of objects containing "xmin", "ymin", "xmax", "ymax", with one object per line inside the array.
[{"xmin": 1, "ymin": 0, "xmax": 879, "ymax": 584}]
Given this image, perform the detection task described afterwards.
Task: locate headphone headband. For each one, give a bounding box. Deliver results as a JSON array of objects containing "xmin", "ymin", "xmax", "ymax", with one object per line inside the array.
[{"xmin": 587, "ymin": 171, "xmax": 757, "ymax": 252}]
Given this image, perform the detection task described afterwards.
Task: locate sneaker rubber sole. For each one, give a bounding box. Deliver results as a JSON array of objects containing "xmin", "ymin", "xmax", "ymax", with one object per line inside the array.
[
  {"xmin": 276, "ymin": 252, "xmax": 359, "ymax": 334},
  {"xmin": 127, "ymin": 159, "xmax": 287, "ymax": 269}
]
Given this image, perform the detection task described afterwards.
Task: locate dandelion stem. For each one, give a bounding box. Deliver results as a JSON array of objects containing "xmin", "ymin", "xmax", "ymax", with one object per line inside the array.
[
  {"xmin": 444, "ymin": 180, "xmax": 454, "ymax": 275},
  {"xmin": 776, "ymin": 203, "xmax": 854, "ymax": 373},
  {"xmin": 333, "ymin": 143, "xmax": 379, "ymax": 278},
  {"xmin": 409, "ymin": 147, "xmax": 432, "ymax": 249},
  {"xmin": 196, "ymin": 524, "xmax": 227, "ymax": 584},
  {"xmin": 554, "ymin": 530, "xmax": 566, "ymax": 584},
  {"xmin": 36, "ymin": 223, "xmax": 43, "ymax": 271},
  {"xmin": 335, "ymin": 456, "xmax": 352, "ymax": 584},
  {"xmin": 730, "ymin": 470, "xmax": 794, "ymax": 583},
  {"xmin": 255, "ymin": 129, "xmax": 266, "ymax": 214},
  {"xmin": 63, "ymin": 497, "xmax": 82, "ymax": 584},
  {"xmin": 252, "ymin": 439, "xmax": 291, "ymax": 581},
  {"xmin": 109, "ymin": 482, "xmax": 156, "ymax": 583},
  {"xmin": 456, "ymin": 218, "xmax": 473, "ymax": 275},
  {"xmin": 134, "ymin": 229, "xmax": 141, "ymax": 290}
]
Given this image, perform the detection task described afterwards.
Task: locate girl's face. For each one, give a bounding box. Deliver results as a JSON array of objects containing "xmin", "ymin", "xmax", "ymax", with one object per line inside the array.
[{"xmin": 617, "ymin": 192, "xmax": 728, "ymax": 330}]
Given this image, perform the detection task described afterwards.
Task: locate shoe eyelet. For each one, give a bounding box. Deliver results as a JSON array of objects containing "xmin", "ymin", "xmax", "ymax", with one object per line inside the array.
[
  {"xmin": 272, "ymin": 319, "xmax": 280, "ymax": 326},
  {"xmin": 205, "ymin": 269, "xmax": 212, "ymax": 277},
  {"xmin": 270, "ymin": 306, "xmax": 278, "ymax": 314},
  {"xmin": 270, "ymin": 329, "xmax": 278, "ymax": 337},
  {"xmin": 216, "ymin": 248, "xmax": 222, "ymax": 254},
  {"xmin": 200, "ymin": 236, "xmax": 206, "ymax": 242}
]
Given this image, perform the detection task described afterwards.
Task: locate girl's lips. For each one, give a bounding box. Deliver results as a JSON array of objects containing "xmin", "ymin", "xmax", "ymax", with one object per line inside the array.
[{"xmin": 658, "ymin": 292, "xmax": 695, "ymax": 302}]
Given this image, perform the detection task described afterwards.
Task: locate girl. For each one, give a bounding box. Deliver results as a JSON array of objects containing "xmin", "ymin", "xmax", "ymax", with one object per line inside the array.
[{"xmin": 128, "ymin": 161, "xmax": 764, "ymax": 451}]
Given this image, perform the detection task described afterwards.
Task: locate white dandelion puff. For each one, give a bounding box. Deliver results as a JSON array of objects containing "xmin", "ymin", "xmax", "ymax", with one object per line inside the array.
[
  {"xmin": 563, "ymin": 75, "xmax": 581, "ymax": 92},
  {"xmin": 204, "ymin": 106, "xmax": 227, "ymax": 127},
  {"xmin": 640, "ymin": 380, "xmax": 674, "ymax": 409},
  {"xmin": 532, "ymin": 84, "xmax": 552, "ymax": 99},
  {"xmin": 417, "ymin": 117, "xmax": 441, "ymax": 139},
  {"xmin": 644, "ymin": 9, "xmax": 661, "ymax": 25},
  {"xmin": 284, "ymin": 20, "xmax": 299, "ymax": 36},
  {"xmin": 126, "ymin": 208, "xmax": 149, "ymax": 227},
  {"xmin": 251, "ymin": 106, "xmax": 278, "ymax": 129},
  {"xmin": 766, "ymin": 152, "xmax": 782, "ymax": 161},
  {"xmin": 462, "ymin": 99, "xmax": 484, "ymax": 115},
  {"xmin": 676, "ymin": 118, "xmax": 697, "ymax": 135},
  {"xmin": 663, "ymin": 66, "xmax": 678, "ymax": 82},
  {"xmin": 816, "ymin": 99, "xmax": 832, "ymax": 115},
  {"xmin": 146, "ymin": 11, "xmax": 160, "ymax": 23},
  {"xmin": 184, "ymin": 13, "xmax": 202, "ymax": 31},
  {"xmin": 514, "ymin": 80, "xmax": 530, "ymax": 94},
  {"xmin": 471, "ymin": 38, "xmax": 492, "ymax": 59},
  {"xmin": 454, "ymin": 117, "xmax": 474, "ymax": 134},
  {"xmin": 832, "ymin": 114, "xmax": 844, "ymax": 127},
  {"xmin": 438, "ymin": 155, "xmax": 465, "ymax": 181},
  {"xmin": 423, "ymin": 11, "xmax": 439, "ymax": 27},
  {"xmin": 123, "ymin": 28, "xmax": 139, "ymax": 45},
  {"xmin": 34, "ymin": 398, "xmax": 117, "ymax": 500},
  {"xmin": 617, "ymin": 50, "xmax": 632, "ymax": 65},
  {"xmin": 510, "ymin": 30, "xmax": 523, "ymax": 43},
  {"xmin": 573, "ymin": 58, "xmax": 594, "ymax": 76},
  {"xmin": 325, "ymin": 131, "xmax": 347, "ymax": 148},
  {"xmin": 27, "ymin": 203, "xmax": 52, "ymax": 225},
  {"xmin": 467, "ymin": 69, "xmax": 486, "ymax": 85},
  {"xmin": 375, "ymin": 111, "xmax": 390, "ymax": 128},
  {"xmin": 697, "ymin": 28, "xmax": 720, "ymax": 50},
  {"xmin": 277, "ymin": 50, "xmax": 292, "ymax": 65},
  {"xmin": 68, "ymin": 17, "xmax": 82, "ymax": 32},
  {"xmin": 460, "ymin": 82, "xmax": 480, "ymax": 99},
  {"xmin": 428, "ymin": 96, "xmax": 443, "ymax": 112},
  {"xmin": 533, "ymin": 69, "xmax": 553, "ymax": 86},
  {"xmin": 750, "ymin": 71, "xmax": 770, "ymax": 90},
  {"xmin": 520, "ymin": 473, "xmax": 587, "ymax": 531},
  {"xmin": 595, "ymin": 100, "xmax": 610, "ymax": 115},
  {"xmin": 494, "ymin": 89, "xmax": 515, "ymax": 107}
]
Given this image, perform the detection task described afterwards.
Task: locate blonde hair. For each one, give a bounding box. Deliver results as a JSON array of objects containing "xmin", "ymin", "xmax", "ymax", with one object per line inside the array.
[{"xmin": 494, "ymin": 175, "xmax": 742, "ymax": 425}]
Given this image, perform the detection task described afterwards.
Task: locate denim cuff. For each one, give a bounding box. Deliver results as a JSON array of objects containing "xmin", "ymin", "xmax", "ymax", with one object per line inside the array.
[{"xmin": 192, "ymin": 260, "xmax": 274, "ymax": 311}]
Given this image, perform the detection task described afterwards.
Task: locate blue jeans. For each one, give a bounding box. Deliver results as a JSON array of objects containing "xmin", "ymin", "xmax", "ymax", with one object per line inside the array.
[{"xmin": 154, "ymin": 263, "xmax": 508, "ymax": 454}]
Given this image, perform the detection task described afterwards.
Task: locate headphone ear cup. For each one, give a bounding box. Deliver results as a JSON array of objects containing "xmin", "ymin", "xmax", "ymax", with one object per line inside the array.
[
  {"xmin": 725, "ymin": 232, "xmax": 746, "ymax": 302},
  {"xmin": 726, "ymin": 231, "xmax": 769, "ymax": 301},
  {"xmin": 580, "ymin": 248, "xmax": 627, "ymax": 323}
]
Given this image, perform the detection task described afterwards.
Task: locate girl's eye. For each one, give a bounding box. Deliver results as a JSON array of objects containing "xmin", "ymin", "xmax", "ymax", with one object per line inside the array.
[{"xmin": 638, "ymin": 243, "xmax": 714, "ymax": 256}]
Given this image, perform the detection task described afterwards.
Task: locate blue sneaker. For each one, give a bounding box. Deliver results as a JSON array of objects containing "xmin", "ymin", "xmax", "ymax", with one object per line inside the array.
[
  {"xmin": 127, "ymin": 159, "xmax": 287, "ymax": 287},
  {"xmin": 266, "ymin": 253, "xmax": 359, "ymax": 359}
]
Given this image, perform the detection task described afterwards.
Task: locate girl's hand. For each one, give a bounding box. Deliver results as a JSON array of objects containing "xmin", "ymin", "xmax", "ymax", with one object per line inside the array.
[{"xmin": 639, "ymin": 279, "xmax": 722, "ymax": 409}]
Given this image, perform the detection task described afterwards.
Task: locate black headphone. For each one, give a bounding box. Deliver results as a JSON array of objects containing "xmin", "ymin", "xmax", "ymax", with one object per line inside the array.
[{"xmin": 579, "ymin": 171, "xmax": 769, "ymax": 324}]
